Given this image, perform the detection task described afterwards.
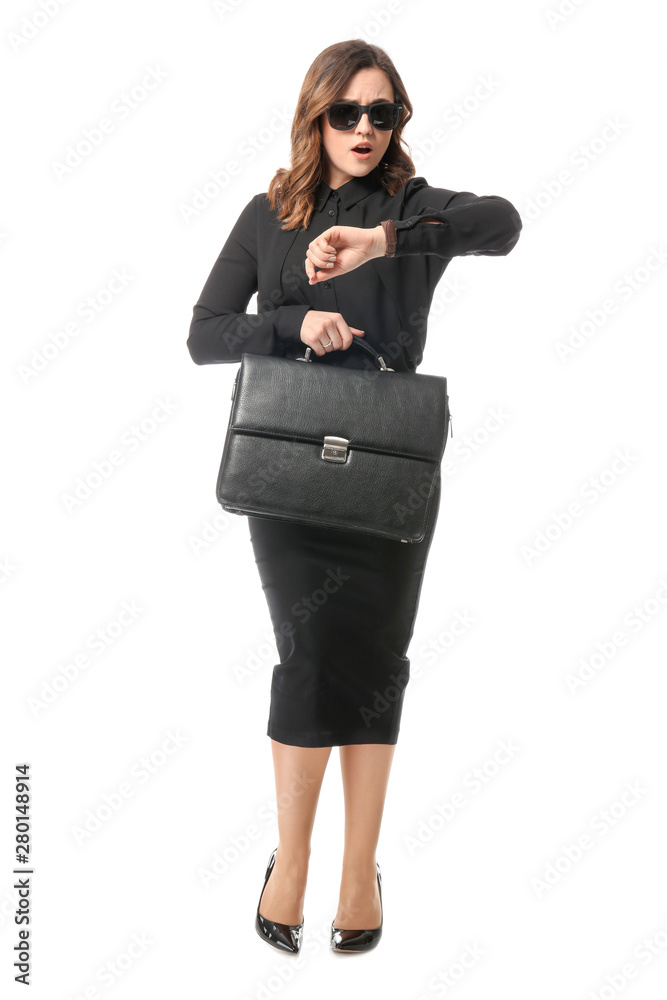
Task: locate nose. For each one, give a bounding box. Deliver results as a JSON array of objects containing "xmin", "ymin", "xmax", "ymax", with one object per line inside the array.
[{"xmin": 356, "ymin": 113, "xmax": 373, "ymax": 135}]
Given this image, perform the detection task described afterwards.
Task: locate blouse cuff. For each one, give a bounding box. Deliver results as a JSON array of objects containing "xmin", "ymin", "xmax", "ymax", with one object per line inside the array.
[{"xmin": 273, "ymin": 304, "xmax": 312, "ymax": 343}]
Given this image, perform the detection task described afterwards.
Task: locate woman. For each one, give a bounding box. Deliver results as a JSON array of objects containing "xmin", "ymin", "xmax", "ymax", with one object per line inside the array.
[{"xmin": 187, "ymin": 39, "xmax": 521, "ymax": 954}]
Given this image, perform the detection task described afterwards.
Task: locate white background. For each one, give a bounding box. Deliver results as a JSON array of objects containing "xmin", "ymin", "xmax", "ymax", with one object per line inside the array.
[{"xmin": 2, "ymin": 0, "xmax": 666, "ymax": 997}]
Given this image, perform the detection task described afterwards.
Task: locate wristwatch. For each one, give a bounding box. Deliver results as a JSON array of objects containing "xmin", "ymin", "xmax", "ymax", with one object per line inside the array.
[{"xmin": 380, "ymin": 219, "xmax": 397, "ymax": 258}]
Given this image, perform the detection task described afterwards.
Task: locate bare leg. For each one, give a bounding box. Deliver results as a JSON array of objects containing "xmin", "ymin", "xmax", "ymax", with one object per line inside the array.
[
  {"xmin": 334, "ymin": 743, "xmax": 396, "ymax": 928},
  {"xmin": 258, "ymin": 738, "xmax": 332, "ymax": 925}
]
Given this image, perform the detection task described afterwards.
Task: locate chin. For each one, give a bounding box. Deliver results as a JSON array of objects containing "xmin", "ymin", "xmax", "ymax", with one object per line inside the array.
[
  {"xmin": 349, "ymin": 155, "xmax": 379, "ymax": 173},
  {"xmin": 326, "ymin": 153, "xmax": 380, "ymax": 187}
]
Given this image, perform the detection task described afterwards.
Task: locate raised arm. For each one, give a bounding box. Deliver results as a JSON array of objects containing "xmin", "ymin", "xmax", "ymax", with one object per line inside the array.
[
  {"xmin": 386, "ymin": 191, "xmax": 523, "ymax": 258},
  {"xmin": 186, "ymin": 194, "xmax": 310, "ymax": 364},
  {"xmin": 305, "ymin": 188, "xmax": 523, "ymax": 284}
]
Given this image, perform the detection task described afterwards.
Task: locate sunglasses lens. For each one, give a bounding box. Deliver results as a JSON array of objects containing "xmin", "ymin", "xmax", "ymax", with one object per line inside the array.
[
  {"xmin": 328, "ymin": 102, "xmax": 401, "ymax": 130},
  {"xmin": 370, "ymin": 104, "xmax": 399, "ymax": 130},
  {"xmin": 329, "ymin": 103, "xmax": 360, "ymax": 130}
]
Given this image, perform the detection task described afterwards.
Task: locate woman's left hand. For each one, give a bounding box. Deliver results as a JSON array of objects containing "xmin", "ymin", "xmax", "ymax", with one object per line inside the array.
[{"xmin": 305, "ymin": 225, "xmax": 386, "ymax": 284}]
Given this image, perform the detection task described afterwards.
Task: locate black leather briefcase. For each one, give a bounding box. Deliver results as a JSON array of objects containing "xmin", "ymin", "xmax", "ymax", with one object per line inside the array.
[{"xmin": 216, "ymin": 336, "xmax": 451, "ymax": 543}]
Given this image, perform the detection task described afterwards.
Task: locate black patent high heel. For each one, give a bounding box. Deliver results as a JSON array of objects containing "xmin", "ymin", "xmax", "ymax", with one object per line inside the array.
[
  {"xmin": 330, "ymin": 862, "xmax": 383, "ymax": 953},
  {"xmin": 255, "ymin": 847, "xmax": 304, "ymax": 954}
]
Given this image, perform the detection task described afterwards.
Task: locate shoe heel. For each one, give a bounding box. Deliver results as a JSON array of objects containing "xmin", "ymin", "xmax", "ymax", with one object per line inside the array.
[
  {"xmin": 330, "ymin": 862, "xmax": 382, "ymax": 953},
  {"xmin": 255, "ymin": 848, "xmax": 304, "ymax": 954}
]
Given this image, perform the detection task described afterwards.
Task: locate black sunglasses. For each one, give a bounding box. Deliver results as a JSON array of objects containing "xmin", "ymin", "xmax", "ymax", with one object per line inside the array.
[{"xmin": 326, "ymin": 101, "xmax": 403, "ymax": 132}]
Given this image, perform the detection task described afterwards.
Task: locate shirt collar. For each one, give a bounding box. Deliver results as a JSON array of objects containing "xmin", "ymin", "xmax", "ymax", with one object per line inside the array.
[{"xmin": 314, "ymin": 165, "xmax": 383, "ymax": 211}]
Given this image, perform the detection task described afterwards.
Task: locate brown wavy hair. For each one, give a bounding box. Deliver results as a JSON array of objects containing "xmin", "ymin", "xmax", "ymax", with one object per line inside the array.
[{"xmin": 266, "ymin": 40, "xmax": 415, "ymax": 231}]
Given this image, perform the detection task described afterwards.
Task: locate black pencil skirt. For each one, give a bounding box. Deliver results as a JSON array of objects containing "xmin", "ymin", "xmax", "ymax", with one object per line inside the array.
[{"xmin": 247, "ymin": 473, "xmax": 442, "ymax": 747}]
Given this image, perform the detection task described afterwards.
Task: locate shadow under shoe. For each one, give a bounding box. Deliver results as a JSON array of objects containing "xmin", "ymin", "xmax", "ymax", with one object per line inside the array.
[
  {"xmin": 255, "ymin": 847, "xmax": 304, "ymax": 954},
  {"xmin": 330, "ymin": 863, "xmax": 383, "ymax": 954}
]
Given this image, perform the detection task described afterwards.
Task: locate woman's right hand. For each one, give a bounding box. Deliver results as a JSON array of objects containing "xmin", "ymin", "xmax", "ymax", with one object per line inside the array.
[{"xmin": 299, "ymin": 310, "xmax": 364, "ymax": 357}]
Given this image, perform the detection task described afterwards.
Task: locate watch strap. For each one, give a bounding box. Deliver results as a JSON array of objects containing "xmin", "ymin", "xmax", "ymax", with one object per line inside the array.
[{"xmin": 380, "ymin": 219, "xmax": 397, "ymax": 258}]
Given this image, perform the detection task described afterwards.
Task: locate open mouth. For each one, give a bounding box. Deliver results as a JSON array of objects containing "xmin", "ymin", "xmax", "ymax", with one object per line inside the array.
[{"xmin": 351, "ymin": 144, "xmax": 372, "ymax": 156}]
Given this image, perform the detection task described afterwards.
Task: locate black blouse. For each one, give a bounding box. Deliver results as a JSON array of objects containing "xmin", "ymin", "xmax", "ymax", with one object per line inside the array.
[{"xmin": 187, "ymin": 165, "xmax": 522, "ymax": 373}]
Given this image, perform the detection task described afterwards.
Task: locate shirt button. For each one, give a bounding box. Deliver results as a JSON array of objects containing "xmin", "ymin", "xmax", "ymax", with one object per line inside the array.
[
  {"xmin": 405, "ymin": 220, "xmax": 413, "ymax": 227},
  {"xmin": 324, "ymin": 282, "xmax": 331, "ymax": 288},
  {"xmin": 328, "ymin": 209, "xmax": 335, "ymax": 216}
]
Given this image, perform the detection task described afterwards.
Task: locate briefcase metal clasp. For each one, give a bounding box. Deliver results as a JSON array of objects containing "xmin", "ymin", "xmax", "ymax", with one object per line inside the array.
[{"xmin": 322, "ymin": 436, "xmax": 349, "ymax": 463}]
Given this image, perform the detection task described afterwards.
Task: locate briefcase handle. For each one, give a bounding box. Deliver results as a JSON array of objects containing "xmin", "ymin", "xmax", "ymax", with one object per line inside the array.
[{"xmin": 296, "ymin": 333, "xmax": 394, "ymax": 372}]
